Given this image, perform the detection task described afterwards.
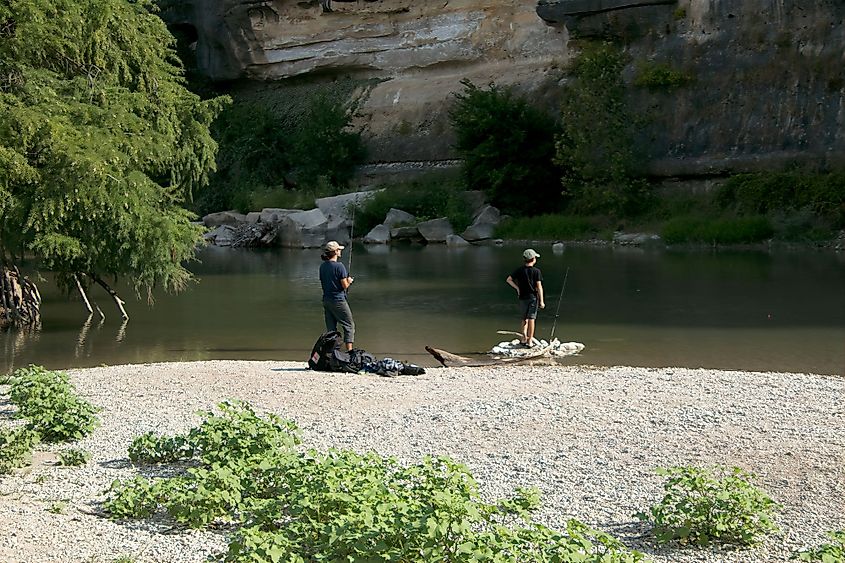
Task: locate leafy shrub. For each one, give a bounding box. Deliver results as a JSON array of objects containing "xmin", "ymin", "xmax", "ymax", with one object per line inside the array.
[
  {"xmin": 793, "ymin": 529, "xmax": 845, "ymax": 561},
  {"xmin": 449, "ymin": 79, "xmax": 563, "ymax": 216},
  {"xmin": 8, "ymin": 365, "xmax": 99, "ymax": 442},
  {"xmin": 104, "ymin": 476, "xmax": 161, "ymax": 519},
  {"xmin": 354, "ymin": 171, "xmax": 473, "ymax": 235},
  {"xmin": 195, "ymin": 90, "xmax": 367, "ymax": 215},
  {"xmin": 58, "ymin": 448, "xmax": 91, "ymax": 467},
  {"xmin": 556, "ymin": 43, "xmax": 652, "ymax": 217},
  {"xmin": 128, "ymin": 432, "xmax": 194, "ymax": 465},
  {"xmin": 495, "ymin": 214, "xmax": 603, "ymax": 240},
  {"xmin": 638, "ymin": 465, "xmax": 781, "ymax": 546},
  {"xmin": 661, "ymin": 216, "xmax": 773, "ymax": 244},
  {"xmin": 0, "ymin": 426, "xmax": 40, "ymax": 474},
  {"xmin": 717, "ymin": 171, "xmax": 845, "ymax": 227},
  {"xmin": 105, "ymin": 401, "xmax": 645, "ymax": 562},
  {"xmin": 633, "ymin": 61, "xmax": 693, "ymax": 89}
]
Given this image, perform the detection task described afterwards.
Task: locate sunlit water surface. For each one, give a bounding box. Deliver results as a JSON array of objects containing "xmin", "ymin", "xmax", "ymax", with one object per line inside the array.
[{"xmin": 3, "ymin": 244, "xmax": 844, "ymax": 375}]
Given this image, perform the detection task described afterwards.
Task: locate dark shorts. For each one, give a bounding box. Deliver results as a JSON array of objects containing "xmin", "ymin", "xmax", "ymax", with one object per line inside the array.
[{"xmin": 519, "ymin": 296, "xmax": 539, "ymax": 320}]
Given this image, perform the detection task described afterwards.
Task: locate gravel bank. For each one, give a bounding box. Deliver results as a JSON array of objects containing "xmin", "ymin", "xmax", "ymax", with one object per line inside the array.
[{"xmin": 1, "ymin": 361, "xmax": 843, "ymax": 562}]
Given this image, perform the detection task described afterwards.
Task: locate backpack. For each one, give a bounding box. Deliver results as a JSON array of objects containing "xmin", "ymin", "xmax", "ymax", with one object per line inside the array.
[{"xmin": 308, "ymin": 331, "xmax": 357, "ymax": 373}]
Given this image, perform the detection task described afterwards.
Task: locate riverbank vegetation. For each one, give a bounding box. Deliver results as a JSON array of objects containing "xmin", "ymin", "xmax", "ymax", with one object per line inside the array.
[{"xmin": 0, "ymin": 0, "xmax": 227, "ymax": 327}]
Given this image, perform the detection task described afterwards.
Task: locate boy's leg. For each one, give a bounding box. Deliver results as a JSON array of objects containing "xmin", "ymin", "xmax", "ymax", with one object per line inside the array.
[
  {"xmin": 323, "ymin": 302, "xmax": 337, "ymax": 332},
  {"xmin": 520, "ymin": 319, "xmax": 529, "ymax": 345},
  {"xmin": 330, "ymin": 300, "xmax": 355, "ymax": 350},
  {"xmin": 526, "ymin": 319, "xmax": 536, "ymax": 345}
]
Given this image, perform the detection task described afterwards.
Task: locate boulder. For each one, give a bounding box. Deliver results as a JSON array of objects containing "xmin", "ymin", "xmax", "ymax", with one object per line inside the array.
[
  {"xmin": 203, "ymin": 225, "xmax": 237, "ymax": 246},
  {"xmin": 417, "ymin": 217, "xmax": 454, "ymax": 243},
  {"xmin": 202, "ymin": 211, "xmax": 247, "ymax": 228},
  {"xmin": 245, "ymin": 212, "xmax": 262, "ymax": 224},
  {"xmin": 461, "ymin": 223, "xmax": 496, "ymax": 242},
  {"xmin": 464, "ymin": 191, "xmax": 487, "ymax": 218},
  {"xmin": 613, "ymin": 232, "xmax": 663, "ymax": 246},
  {"xmin": 446, "ymin": 234, "xmax": 470, "ymax": 247},
  {"xmin": 471, "ymin": 205, "xmax": 501, "ymax": 226},
  {"xmin": 274, "ymin": 208, "xmax": 330, "ymax": 248},
  {"xmin": 390, "ymin": 226, "xmax": 423, "ymax": 241},
  {"xmin": 315, "ymin": 190, "xmax": 381, "ymax": 222},
  {"xmin": 259, "ymin": 208, "xmax": 300, "ymax": 224},
  {"xmin": 384, "ymin": 208, "xmax": 416, "ymax": 228},
  {"xmin": 364, "ymin": 224, "xmax": 391, "ymax": 244}
]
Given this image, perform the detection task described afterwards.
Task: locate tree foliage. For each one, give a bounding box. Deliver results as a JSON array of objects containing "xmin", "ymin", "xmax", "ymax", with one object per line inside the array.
[
  {"xmin": 556, "ymin": 43, "xmax": 650, "ymax": 217},
  {"xmin": 195, "ymin": 91, "xmax": 367, "ymax": 216},
  {"xmin": 0, "ymin": 0, "xmax": 227, "ymax": 301},
  {"xmin": 449, "ymin": 79, "xmax": 563, "ymax": 216}
]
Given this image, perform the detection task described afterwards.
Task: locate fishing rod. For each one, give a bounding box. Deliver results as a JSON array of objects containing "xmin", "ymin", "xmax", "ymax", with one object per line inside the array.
[
  {"xmin": 549, "ymin": 266, "xmax": 569, "ymax": 341},
  {"xmin": 347, "ymin": 203, "xmax": 355, "ymax": 275}
]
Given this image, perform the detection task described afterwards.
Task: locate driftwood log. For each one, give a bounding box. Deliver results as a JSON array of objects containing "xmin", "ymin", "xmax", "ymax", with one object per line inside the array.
[{"xmin": 1, "ymin": 266, "xmax": 41, "ymax": 329}]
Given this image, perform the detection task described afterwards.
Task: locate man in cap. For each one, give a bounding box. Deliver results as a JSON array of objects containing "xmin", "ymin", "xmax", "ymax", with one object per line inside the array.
[
  {"xmin": 319, "ymin": 240, "xmax": 355, "ymax": 351},
  {"xmin": 506, "ymin": 248, "xmax": 545, "ymax": 346}
]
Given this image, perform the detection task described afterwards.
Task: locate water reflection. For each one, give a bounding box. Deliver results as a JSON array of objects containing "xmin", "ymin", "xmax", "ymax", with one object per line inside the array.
[{"xmin": 2, "ymin": 245, "xmax": 844, "ymax": 375}]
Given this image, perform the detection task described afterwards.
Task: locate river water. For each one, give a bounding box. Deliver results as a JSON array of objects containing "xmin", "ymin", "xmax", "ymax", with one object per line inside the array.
[{"xmin": 2, "ymin": 244, "xmax": 844, "ymax": 375}]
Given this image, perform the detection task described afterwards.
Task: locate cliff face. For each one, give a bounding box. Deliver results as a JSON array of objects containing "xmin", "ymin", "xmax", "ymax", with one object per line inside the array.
[{"xmin": 162, "ymin": 0, "xmax": 845, "ymax": 177}]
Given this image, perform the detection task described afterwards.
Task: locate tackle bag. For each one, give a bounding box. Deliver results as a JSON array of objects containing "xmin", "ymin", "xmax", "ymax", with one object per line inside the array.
[{"xmin": 308, "ymin": 331, "xmax": 356, "ymax": 373}]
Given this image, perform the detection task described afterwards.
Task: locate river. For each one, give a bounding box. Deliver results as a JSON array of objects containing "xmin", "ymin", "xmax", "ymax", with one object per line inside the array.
[{"xmin": 2, "ymin": 244, "xmax": 844, "ymax": 375}]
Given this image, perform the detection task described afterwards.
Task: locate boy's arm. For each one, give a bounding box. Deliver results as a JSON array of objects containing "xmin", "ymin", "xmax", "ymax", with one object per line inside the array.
[
  {"xmin": 506, "ymin": 275, "xmax": 519, "ymax": 294},
  {"xmin": 536, "ymin": 281, "xmax": 545, "ymax": 308}
]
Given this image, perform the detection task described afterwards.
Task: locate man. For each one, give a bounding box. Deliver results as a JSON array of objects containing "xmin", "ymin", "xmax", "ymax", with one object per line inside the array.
[
  {"xmin": 506, "ymin": 248, "xmax": 545, "ymax": 346},
  {"xmin": 319, "ymin": 240, "xmax": 355, "ymax": 351}
]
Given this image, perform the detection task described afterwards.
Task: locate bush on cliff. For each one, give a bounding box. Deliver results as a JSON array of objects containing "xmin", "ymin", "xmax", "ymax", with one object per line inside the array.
[
  {"xmin": 449, "ymin": 80, "xmax": 563, "ymax": 217},
  {"xmin": 556, "ymin": 43, "xmax": 652, "ymax": 218}
]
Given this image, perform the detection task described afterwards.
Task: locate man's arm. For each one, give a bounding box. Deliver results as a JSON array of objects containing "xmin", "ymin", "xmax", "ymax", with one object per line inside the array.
[
  {"xmin": 536, "ymin": 281, "xmax": 545, "ymax": 308},
  {"xmin": 340, "ymin": 276, "xmax": 353, "ymax": 289}
]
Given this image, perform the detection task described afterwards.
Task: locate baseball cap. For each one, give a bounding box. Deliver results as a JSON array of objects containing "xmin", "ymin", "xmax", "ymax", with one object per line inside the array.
[
  {"xmin": 523, "ymin": 248, "xmax": 540, "ymax": 260},
  {"xmin": 324, "ymin": 241, "xmax": 345, "ymax": 252}
]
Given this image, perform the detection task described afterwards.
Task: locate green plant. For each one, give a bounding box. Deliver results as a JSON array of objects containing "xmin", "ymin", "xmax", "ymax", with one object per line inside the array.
[
  {"xmin": 105, "ymin": 401, "xmax": 646, "ymax": 562},
  {"xmin": 47, "ymin": 500, "xmax": 68, "ymax": 514},
  {"xmin": 638, "ymin": 465, "xmax": 781, "ymax": 546},
  {"xmin": 449, "ymin": 79, "xmax": 563, "ymax": 216},
  {"xmin": 8, "ymin": 365, "xmax": 99, "ymax": 443},
  {"xmin": 128, "ymin": 432, "xmax": 194, "ymax": 465},
  {"xmin": 717, "ymin": 171, "xmax": 845, "ymax": 227},
  {"xmin": 633, "ymin": 61, "xmax": 693, "ymax": 89},
  {"xmin": 353, "ymin": 171, "xmax": 473, "ymax": 235},
  {"xmin": 196, "ymin": 89, "xmax": 367, "ymax": 215},
  {"xmin": 0, "ymin": 425, "xmax": 40, "ymax": 474},
  {"xmin": 661, "ymin": 216, "xmax": 774, "ymax": 244},
  {"xmin": 556, "ymin": 43, "xmax": 651, "ymax": 217},
  {"xmin": 495, "ymin": 214, "xmax": 603, "ymax": 240},
  {"xmin": 0, "ymin": 0, "xmax": 228, "ymax": 316},
  {"xmin": 58, "ymin": 448, "xmax": 91, "ymax": 467},
  {"xmin": 103, "ymin": 476, "xmax": 161, "ymax": 519},
  {"xmin": 793, "ymin": 530, "xmax": 845, "ymax": 561}
]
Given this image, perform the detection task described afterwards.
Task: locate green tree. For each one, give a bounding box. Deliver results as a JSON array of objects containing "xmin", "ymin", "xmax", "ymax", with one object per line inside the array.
[
  {"xmin": 449, "ymin": 79, "xmax": 562, "ymax": 216},
  {"xmin": 0, "ymin": 0, "xmax": 228, "ymax": 325},
  {"xmin": 555, "ymin": 43, "xmax": 650, "ymax": 217}
]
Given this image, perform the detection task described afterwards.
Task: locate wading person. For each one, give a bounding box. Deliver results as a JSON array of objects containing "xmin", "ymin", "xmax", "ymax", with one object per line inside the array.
[
  {"xmin": 506, "ymin": 248, "xmax": 545, "ymax": 346},
  {"xmin": 319, "ymin": 240, "xmax": 355, "ymax": 351}
]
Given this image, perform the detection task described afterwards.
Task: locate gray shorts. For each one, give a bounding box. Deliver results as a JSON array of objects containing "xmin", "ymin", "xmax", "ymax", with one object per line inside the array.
[
  {"xmin": 519, "ymin": 296, "xmax": 539, "ymax": 320},
  {"xmin": 323, "ymin": 299, "xmax": 355, "ymax": 343}
]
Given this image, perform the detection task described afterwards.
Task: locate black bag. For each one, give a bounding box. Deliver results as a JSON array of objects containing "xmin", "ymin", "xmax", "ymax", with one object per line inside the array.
[{"xmin": 308, "ymin": 331, "xmax": 357, "ymax": 373}]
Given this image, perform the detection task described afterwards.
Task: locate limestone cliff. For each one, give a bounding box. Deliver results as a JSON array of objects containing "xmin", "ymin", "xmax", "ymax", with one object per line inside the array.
[{"xmin": 161, "ymin": 0, "xmax": 845, "ymax": 177}]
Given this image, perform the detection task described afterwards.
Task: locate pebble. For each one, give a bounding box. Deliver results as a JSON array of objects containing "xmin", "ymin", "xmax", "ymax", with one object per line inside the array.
[{"xmin": 0, "ymin": 361, "xmax": 842, "ymax": 562}]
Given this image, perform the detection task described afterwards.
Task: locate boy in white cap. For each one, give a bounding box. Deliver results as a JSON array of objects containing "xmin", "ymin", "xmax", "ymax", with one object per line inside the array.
[
  {"xmin": 319, "ymin": 241, "xmax": 355, "ymax": 351},
  {"xmin": 505, "ymin": 249, "xmax": 545, "ymax": 346}
]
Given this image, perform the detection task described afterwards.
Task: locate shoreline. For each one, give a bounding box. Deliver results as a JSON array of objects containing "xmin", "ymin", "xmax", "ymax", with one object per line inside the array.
[{"xmin": 1, "ymin": 360, "xmax": 843, "ymax": 562}]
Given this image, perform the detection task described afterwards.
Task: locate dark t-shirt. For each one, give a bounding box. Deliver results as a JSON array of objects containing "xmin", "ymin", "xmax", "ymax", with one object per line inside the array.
[
  {"xmin": 510, "ymin": 265, "xmax": 543, "ymax": 300},
  {"xmin": 320, "ymin": 260, "xmax": 348, "ymax": 301}
]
